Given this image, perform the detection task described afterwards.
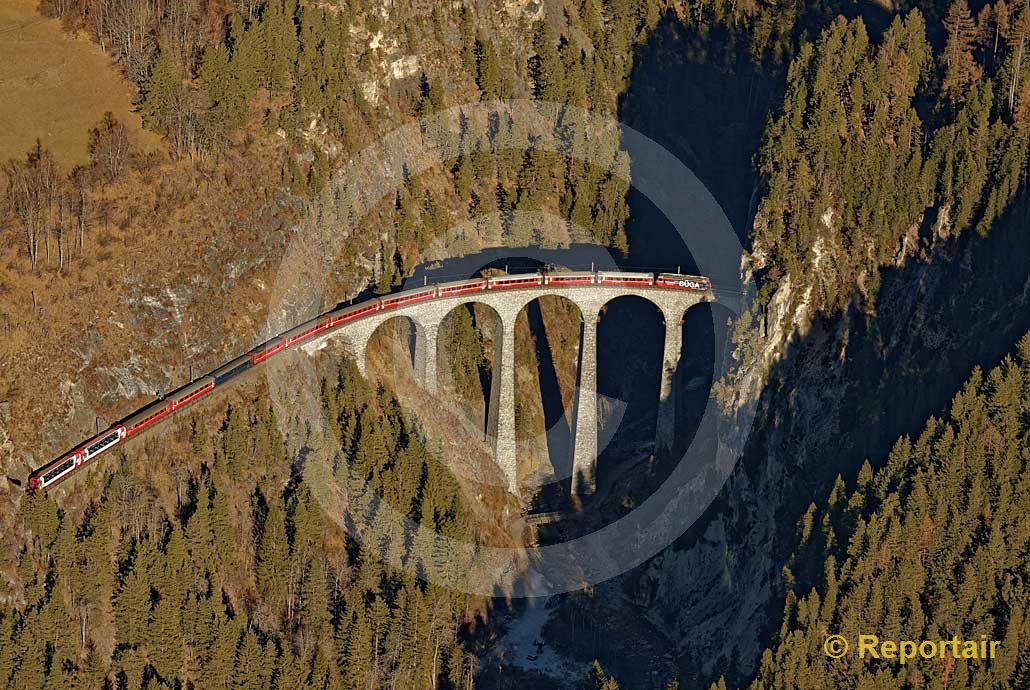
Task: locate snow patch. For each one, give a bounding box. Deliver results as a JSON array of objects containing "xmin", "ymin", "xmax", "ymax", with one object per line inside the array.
[{"xmin": 494, "ymin": 595, "xmax": 584, "ymax": 684}]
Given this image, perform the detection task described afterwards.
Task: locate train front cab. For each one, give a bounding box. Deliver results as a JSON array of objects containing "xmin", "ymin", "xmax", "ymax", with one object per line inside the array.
[
  {"xmin": 34, "ymin": 454, "xmax": 78, "ymax": 490},
  {"xmin": 656, "ymin": 273, "xmax": 710, "ymax": 291}
]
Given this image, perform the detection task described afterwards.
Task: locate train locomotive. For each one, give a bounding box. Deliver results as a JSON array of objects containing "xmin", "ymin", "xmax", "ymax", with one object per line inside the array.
[{"xmin": 27, "ymin": 269, "xmax": 710, "ymax": 491}]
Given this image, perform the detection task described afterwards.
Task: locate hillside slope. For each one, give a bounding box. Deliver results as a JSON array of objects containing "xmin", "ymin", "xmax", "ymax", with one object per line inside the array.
[{"xmin": 735, "ymin": 333, "xmax": 1030, "ymax": 688}]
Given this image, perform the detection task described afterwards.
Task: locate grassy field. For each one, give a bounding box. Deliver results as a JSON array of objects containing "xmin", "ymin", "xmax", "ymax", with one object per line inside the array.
[{"xmin": 0, "ymin": 0, "xmax": 158, "ymax": 166}]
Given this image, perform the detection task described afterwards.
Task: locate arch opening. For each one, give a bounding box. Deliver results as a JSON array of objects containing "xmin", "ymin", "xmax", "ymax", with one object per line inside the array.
[
  {"xmin": 437, "ymin": 302, "xmax": 502, "ymax": 440},
  {"xmin": 666, "ymin": 300, "xmax": 731, "ymax": 461},
  {"xmin": 366, "ymin": 315, "xmax": 423, "ymax": 383},
  {"xmin": 514, "ymin": 294, "xmax": 583, "ymax": 509},
  {"xmin": 596, "ymin": 295, "xmax": 665, "ymax": 495}
]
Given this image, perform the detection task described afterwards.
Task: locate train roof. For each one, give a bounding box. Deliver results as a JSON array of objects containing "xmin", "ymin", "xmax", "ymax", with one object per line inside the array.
[
  {"xmin": 282, "ymin": 319, "xmax": 326, "ymax": 340},
  {"xmin": 546, "ymin": 270, "xmax": 595, "ymax": 276},
  {"xmin": 329, "ymin": 301, "xmax": 379, "ymax": 319},
  {"xmin": 381, "ymin": 285, "xmax": 438, "ymax": 300},
  {"xmin": 252, "ymin": 336, "xmax": 284, "ymax": 352},
  {"xmin": 595, "ymin": 270, "xmax": 653, "ymax": 278},
  {"xmin": 123, "ymin": 399, "xmax": 170, "ymax": 428},
  {"xmin": 211, "ymin": 354, "xmax": 252, "ymax": 379},
  {"xmin": 656, "ymin": 272, "xmax": 709, "ymax": 280},
  {"xmin": 437, "ymin": 277, "xmax": 488, "ymax": 289},
  {"xmin": 172, "ymin": 377, "xmax": 215, "ymax": 400},
  {"xmin": 489, "ymin": 271, "xmax": 543, "ymax": 280}
]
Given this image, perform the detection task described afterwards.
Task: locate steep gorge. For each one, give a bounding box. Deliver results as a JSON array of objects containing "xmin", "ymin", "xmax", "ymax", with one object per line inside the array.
[{"xmin": 529, "ymin": 9, "xmax": 1030, "ymax": 689}]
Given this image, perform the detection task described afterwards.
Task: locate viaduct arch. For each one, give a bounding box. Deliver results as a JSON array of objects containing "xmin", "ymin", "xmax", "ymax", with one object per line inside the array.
[{"xmin": 302, "ymin": 285, "xmax": 711, "ymax": 495}]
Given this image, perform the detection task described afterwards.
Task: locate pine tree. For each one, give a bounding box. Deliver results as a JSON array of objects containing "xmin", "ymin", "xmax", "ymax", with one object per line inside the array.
[
  {"xmin": 0, "ymin": 612, "xmax": 13, "ymax": 686},
  {"xmin": 475, "ymin": 35, "xmax": 502, "ymax": 99},
  {"xmin": 231, "ymin": 14, "xmax": 267, "ymax": 96},
  {"xmin": 264, "ymin": 0, "xmax": 300, "ymax": 94},
  {"xmin": 447, "ymin": 305, "xmax": 485, "ymax": 404},
  {"xmin": 299, "ymin": 562, "xmax": 332, "ymax": 641},
  {"xmin": 340, "ymin": 607, "xmax": 374, "ymax": 689},
  {"xmin": 150, "ymin": 592, "xmax": 182, "ymax": 681},
  {"xmin": 210, "ymin": 480, "xmax": 235, "ymax": 573},
  {"xmin": 233, "ymin": 629, "xmax": 266, "ymax": 690},
  {"xmin": 297, "ymin": 12, "xmax": 327, "ymax": 117},
  {"xmin": 531, "ymin": 21, "xmax": 564, "ymax": 102},
  {"xmin": 941, "ymin": 0, "xmax": 983, "ymax": 104},
  {"xmin": 222, "ymin": 404, "xmax": 250, "ymax": 471},
  {"xmin": 115, "ymin": 565, "xmax": 153, "ymax": 648},
  {"xmin": 418, "ymin": 73, "xmax": 446, "ymax": 116},
  {"xmin": 141, "ymin": 47, "xmax": 185, "ymax": 136},
  {"xmin": 200, "ymin": 45, "xmax": 250, "ymax": 139},
  {"xmin": 582, "ymin": 659, "xmax": 621, "ymax": 689},
  {"xmin": 460, "ymin": 7, "xmax": 476, "ymax": 73},
  {"xmin": 204, "ymin": 619, "xmax": 242, "ymax": 689},
  {"xmin": 354, "ymin": 408, "xmax": 390, "ymax": 483},
  {"xmin": 187, "ymin": 482, "xmax": 215, "ymax": 569},
  {"xmin": 40, "ymin": 588, "xmax": 76, "ymax": 674},
  {"xmin": 258, "ymin": 498, "xmax": 291, "ymax": 623}
]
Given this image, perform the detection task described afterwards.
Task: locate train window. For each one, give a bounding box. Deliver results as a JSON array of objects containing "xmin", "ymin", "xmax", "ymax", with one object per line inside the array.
[
  {"xmin": 86, "ymin": 431, "xmax": 120, "ymax": 456},
  {"xmin": 42, "ymin": 458, "xmax": 75, "ymax": 484}
]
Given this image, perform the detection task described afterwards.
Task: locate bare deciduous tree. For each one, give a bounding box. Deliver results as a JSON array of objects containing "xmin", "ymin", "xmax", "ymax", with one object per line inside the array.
[
  {"xmin": 3, "ymin": 142, "xmax": 62, "ymax": 272},
  {"xmin": 70, "ymin": 166, "xmax": 92, "ymax": 256},
  {"xmin": 105, "ymin": 0, "xmax": 158, "ymax": 86},
  {"xmin": 89, "ymin": 112, "xmax": 132, "ymax": 182}
]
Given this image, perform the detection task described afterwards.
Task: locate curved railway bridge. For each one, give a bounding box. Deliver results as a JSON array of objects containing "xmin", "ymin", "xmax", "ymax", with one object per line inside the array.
[{"xmin": 30, "ymin": 270, "xmax": 718, "ymax": 495}]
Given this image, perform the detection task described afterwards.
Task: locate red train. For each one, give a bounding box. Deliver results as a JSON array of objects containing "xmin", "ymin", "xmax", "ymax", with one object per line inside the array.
[{"xmin": 27, "ymin": 270, "xmax": 710, "ymax": 491}]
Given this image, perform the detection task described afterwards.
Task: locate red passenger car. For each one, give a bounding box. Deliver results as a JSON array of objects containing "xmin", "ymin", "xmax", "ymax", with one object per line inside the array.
[
  {"xmin": 250, "ymin": 338, "xmax": 286, "ymax": 364},
  {"xmin": 543, "ymin": 271, "xmax": 595, "ymax": 286},
  {"xmin": 437, "ymin": 278, "xmax": 488, "ymax": 296},
  {"xmin": 170, "ymin": 377, "xmax": 215, "ymax": 410},
  {"xmin": 124, "ymin": 400, "xmax": 172, "ymax": 436},
  {"xmin": 328, "ymin": 302, "xmax": 380, "ymax": 327},
  {"xmin": 595, "ymin": 271, "xmax": 654, "ymax": 286},
  {"xmin": 283, "ymin": 319, "xmax": 329, "ymax": 347},
  {"xmin": 380, "ymin": 287, "xmax": 438, "ymax": 309},
  {"xmin": 487, "ymin": 273, "xmax": 544, "ymax": 289}
]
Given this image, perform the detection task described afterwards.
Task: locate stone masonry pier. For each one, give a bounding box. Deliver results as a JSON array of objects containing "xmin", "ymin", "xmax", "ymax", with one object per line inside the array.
[{"xmin": 303, "ymin": 286, "xmax": 711, "ymax": 495}]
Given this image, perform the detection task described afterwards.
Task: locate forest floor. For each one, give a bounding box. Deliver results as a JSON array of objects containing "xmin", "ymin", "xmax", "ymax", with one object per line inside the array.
[{"xmin": 0, "ymin": 0, "xmax": 159, "ymax": 165}]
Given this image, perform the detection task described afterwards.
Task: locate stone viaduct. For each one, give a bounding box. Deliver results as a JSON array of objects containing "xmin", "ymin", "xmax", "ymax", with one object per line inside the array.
[{"xmin": 302, "ymin": 285, "xmax": 712, "ymax": 495}]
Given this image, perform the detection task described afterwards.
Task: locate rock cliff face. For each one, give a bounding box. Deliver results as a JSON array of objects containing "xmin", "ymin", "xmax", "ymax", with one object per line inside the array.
[
  {"xmin": 596, "ymin": 195, "xmax": 1030, "ymax": 687},
  {"xmin": 505, "ymin": 13, "xmax": 1030, "ymax": 683}
]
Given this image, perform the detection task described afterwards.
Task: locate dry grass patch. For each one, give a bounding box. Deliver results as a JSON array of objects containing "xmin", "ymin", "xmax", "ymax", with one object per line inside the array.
[{"xmin": 0, "ymin": 0, "xmax": 159, "ymax": 166}]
